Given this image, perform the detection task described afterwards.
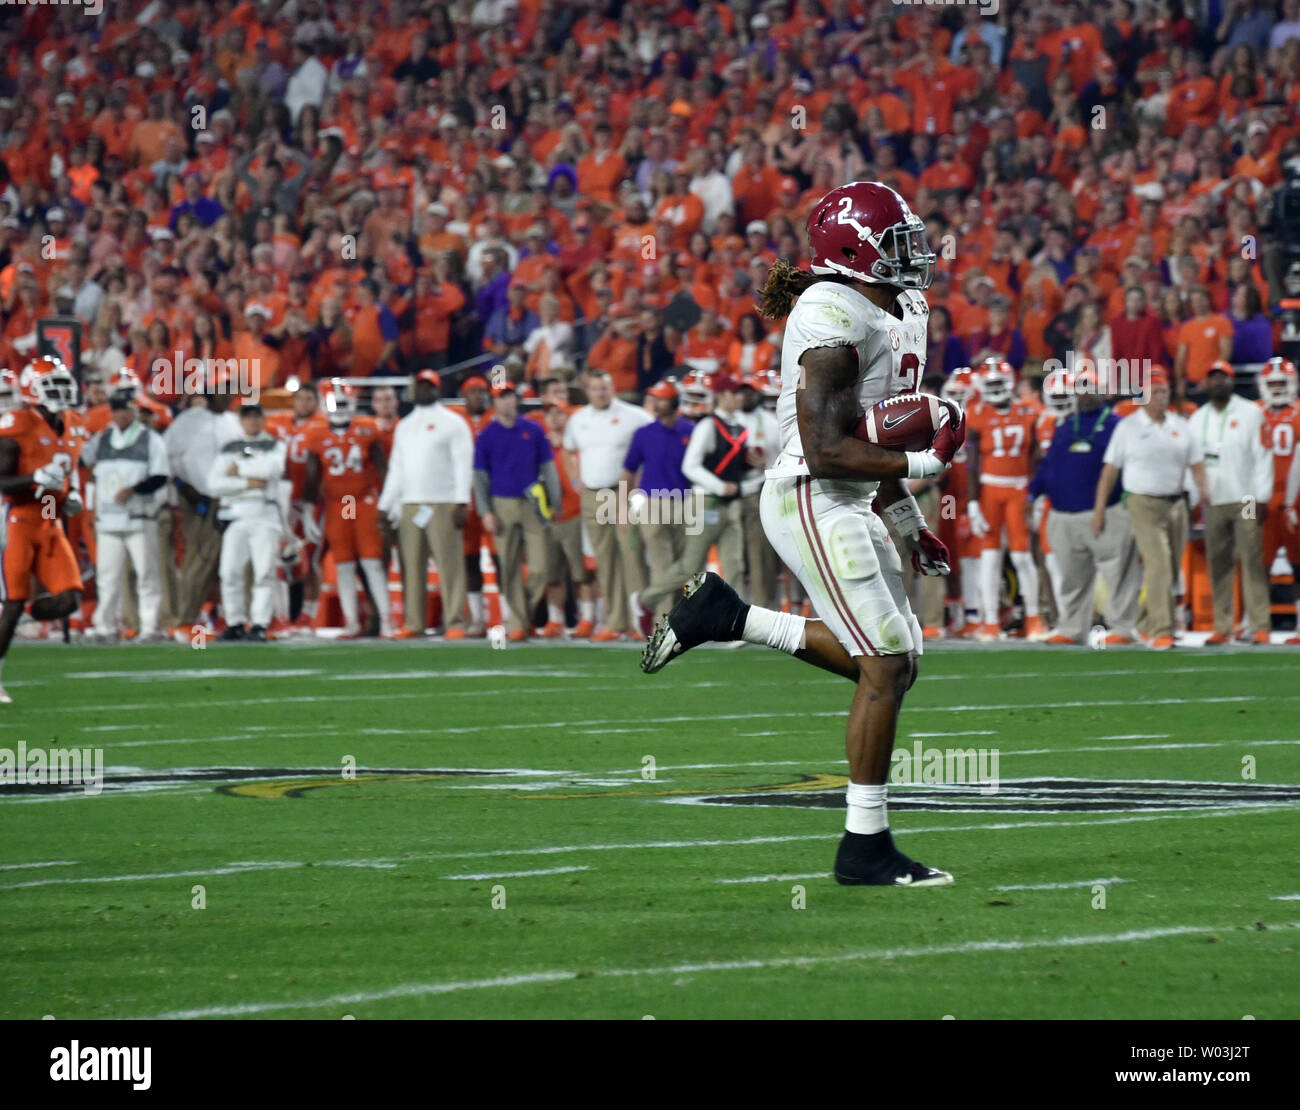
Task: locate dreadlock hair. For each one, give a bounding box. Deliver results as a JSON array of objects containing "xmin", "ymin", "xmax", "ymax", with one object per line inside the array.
[{"xmin": 757, "ymin": 257, "xmax": 823, "ymax": 320}]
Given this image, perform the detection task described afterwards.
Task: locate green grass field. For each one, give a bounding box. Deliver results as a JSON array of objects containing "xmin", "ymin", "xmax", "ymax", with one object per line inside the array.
[{"xmin": 1, "ymin": 639, "xmax": 1297, "ymax": 1019}]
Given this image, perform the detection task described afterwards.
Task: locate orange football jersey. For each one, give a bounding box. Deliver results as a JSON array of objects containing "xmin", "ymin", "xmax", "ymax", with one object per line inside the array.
[
  {"xmin": 267, "ymin": 410, "xmax": 328, "ymax": 500},
  {"xmin": 1035, "ymin": 408, "xmax": 1062, "ymax": 453},
  {"xmin": 306, "ymin": 417, "xmax": 383, "ymax": 501},
  {"xmin": 1261, "ymin": 401, "xmax": 1300, "ymax": 507},
  {"xmin": 967, "ymin": 400, "xmax": 1038, "ymax": 485},
  {"xmin": 0, "ymin": 407, "xmax": 88, "ymax": 517}
]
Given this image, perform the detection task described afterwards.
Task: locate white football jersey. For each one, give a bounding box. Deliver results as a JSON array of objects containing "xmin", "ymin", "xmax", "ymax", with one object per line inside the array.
[{"xmin": 769, "ymin": 280, "xmax": 929, "ymax": 478}]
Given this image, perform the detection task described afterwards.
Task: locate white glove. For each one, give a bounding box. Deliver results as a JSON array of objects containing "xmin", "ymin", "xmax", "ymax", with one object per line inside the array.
[
  {"xmin": 1030, "ymin": 496, "xmax": 1046, "ymax": 531},
  {"xmin": 967, "ymin": 500, "xmax": 990, "ymax": 538},
  {"xmin": 905, "ymin": 449, "xmax": 949, "ymax": 480},
  {"xmin": 33, "ymin": 461, "xmax": 68, "ymax": 489},
  {"xmin": 299, "ymin": 505, "xmax": 322, "ymax": 545}
]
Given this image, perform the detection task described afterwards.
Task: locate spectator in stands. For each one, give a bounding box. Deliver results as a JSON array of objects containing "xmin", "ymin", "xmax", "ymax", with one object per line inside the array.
[
  {"xmin": 1095, "ymin": 368, "xmax": 1211, "ymax": 650},
  {"xmin": 1174, "ymin": 287, "xmax": 1234, "ymax": 396},
  {"xmin": 474, "ymin": 382, "xmax": 561, "ymax": 642},
  {"xmin": 485, "ymin": 282, "xmax": 538, "ymax": 361},
  {"xmin": 378, "ymin": 371, "xmax": 473, "ymax": 639},
  {"xmin": 1227, "ymin": 284, "xmax": 1274, "ymax": 365},
  {"xmin": 927, "ymin": 306, "xmax": 967, "ymax": 378},
  {"xmin": 1189, "ymin": 363, "xmax": 1276, "ymax": 643},
  {"xmin": 563, "ymin": 370, "xmax": 652, "ymax": 641},
  {"xmin": 524, "ymin": 294, "xmax": 576, "ymax": 380},
  {"xmin": 1110, "ymin": 285, "xmax": 1168, "ymax": 370}
]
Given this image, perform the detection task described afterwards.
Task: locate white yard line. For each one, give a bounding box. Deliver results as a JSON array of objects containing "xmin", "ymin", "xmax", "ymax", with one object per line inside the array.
[
  {"xmin": 1097, "ymin": 734, "xmax": 1170, "ymax": 740},
  {"xmin": 139, "ymin": 921, "xmax": 1298, "ymax": 1019},
  {"xmin": 0, "ymin": 860, "xmax": 79, "ymax": 871},
  {"xmin": 994, "ymin": 877, "xmax": 1130, "ymax": 891},
  {"xmin": 1269, "ymin": 894, "xmax": 1300, "ymax": 901},
  {"xmin": 440, "ymin": 866, "xmax": 591, "ymax": 881},
  {"xmin": 0, "ymin": 861, "xmax": 302, "ymax": 890}
]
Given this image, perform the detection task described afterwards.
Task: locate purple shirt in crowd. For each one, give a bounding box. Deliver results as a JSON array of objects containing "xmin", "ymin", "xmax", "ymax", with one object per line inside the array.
[
  {"xmin": 473, "ymin": 417, "xmax": 553, "ymax": 497},
  {"xmin": 623, "ymin": 417, "xmax": 695, "ymax": 496}
]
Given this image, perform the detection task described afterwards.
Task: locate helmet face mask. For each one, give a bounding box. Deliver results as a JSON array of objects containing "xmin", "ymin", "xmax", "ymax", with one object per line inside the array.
[
  {"xmin": 1043, "ymin": 370, "xmax": 1076, "ymax": 416},
  {"xmin": 1260, "ymin": 358, "xmax": 1298, "ymax": 406},
  {"xmin": 979, "ymin": 360, "xmax": 1015, "ymax": 407},
  {"xmin": 322, "ymin": 379, "xmax": 357, "ymax": 426}
]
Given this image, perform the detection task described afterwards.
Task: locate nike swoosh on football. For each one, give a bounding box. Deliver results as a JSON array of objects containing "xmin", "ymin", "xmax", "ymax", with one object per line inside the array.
[{"xmin": 880, "ymin": 411, "xmax": 915, "ymax": 431}]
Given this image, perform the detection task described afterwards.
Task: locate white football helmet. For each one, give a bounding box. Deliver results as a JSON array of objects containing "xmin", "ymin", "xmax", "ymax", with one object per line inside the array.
[
  {"xmin": 1260, "ymin": 357, "xmax": 1298, "ymax": 407},
  {"xmin": 1043, "ymin": 368, "xmax": 1076, "ymax": 416},
  {"xmin": 678, "ymin": 371, "xmax": 713, "ymax": 420},
  {"xmin": 321, "ymin": 378, "xmax": 358, "ymax": 427},
  {"xmin": 978, "ymin": 357, "xmax": 1015, "ymax": 408},
  {"xmin": 19, "ymin": 356, "xmax": 78, "ymax": 412}
]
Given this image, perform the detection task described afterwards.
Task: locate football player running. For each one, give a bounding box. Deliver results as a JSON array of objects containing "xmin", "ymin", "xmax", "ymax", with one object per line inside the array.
[
  {"xmin": 0, "ymin": 359, "xmax": 88, "ymax": 704},
  {"xmin": 641, "ymin": 182, "xmax": 964, "ymax": 886}
]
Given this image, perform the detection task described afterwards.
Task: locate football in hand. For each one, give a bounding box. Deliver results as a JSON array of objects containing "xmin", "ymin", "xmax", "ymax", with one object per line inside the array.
[{"xmin": 853, "ymin": 392, "xmax": 945, "ymax": 453}]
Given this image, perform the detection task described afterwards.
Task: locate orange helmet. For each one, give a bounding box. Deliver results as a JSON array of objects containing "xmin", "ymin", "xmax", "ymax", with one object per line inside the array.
[
  {"xmin": 320, "ymin": 377, "xmax": 358, "ymax": 426},
  {"xmin": 19, "ymin": 356, "xmax": 78, "ymax": 412},
  {"xmin": 1260, "ymin": 357, "xmax": 1298, "ymax": 406}
]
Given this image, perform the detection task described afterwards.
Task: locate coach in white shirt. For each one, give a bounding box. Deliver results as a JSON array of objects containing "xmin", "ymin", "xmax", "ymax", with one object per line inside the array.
[
  {"xmin": 163, "ymin": 389, "xmax": 242, "ymax": 627},
  {"xmin": 1190, "ymin": 364, "xmax": 1275, "ymax": 641},
  {"xmin": 378, "ymin": 370, "xmax": 474, "ymax": 636},
  {"xmin": 563, "ymin": 369, "xmax": 653, "ymax": 639},
  {"xmin": 1094, "ymin": 369, "xmax": 1210, "ymax": 646}
]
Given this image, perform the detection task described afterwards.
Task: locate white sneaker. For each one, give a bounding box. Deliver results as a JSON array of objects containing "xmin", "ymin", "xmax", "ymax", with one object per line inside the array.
[{"xmin": 0, "ymin": 685, "xmax": 10, "ymax": 704}]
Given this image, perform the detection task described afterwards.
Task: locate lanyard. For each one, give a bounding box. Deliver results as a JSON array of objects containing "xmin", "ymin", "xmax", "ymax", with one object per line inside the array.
[
  {"xmin": 1201, "ymin": 402, "xmax": 1232, "ymax": 456},
  {"xmin": 1072, "ymin": 404, "xmax": 1111, "ymax": 442}
]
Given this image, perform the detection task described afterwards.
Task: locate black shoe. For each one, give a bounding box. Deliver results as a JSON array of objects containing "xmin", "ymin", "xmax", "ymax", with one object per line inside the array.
[
  {"xmin": 219, "ymin": 625, "xmax": 246, "ymax": 641},
  {"xmin": 245, "ymin": 625, "xmax": 267, "ymax": 642},
  {"xmin": 640, "ymin": 571, "xmax": 748, "ymax": 674},
  {"xmin": 833, "ymin": 829, "xmax": 954, "ymax": 886}
]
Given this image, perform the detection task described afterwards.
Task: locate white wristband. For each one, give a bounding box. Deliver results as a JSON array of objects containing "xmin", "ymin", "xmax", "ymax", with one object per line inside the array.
[
  {"xmin": 881, "ymin": 494, "xmax": 924, "ymax": 539},
  {"xmin": 905, "ymin": 449, "xmax": 944, "ymax": 480}
]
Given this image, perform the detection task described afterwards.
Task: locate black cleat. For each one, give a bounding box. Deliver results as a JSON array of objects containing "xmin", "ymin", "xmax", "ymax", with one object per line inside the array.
[
  {"xmin": 219, "ymin": 625, "xmax": 246, "ymax": 641},
  {"xmin": 833, "ymin": 829, "xmax": 954, "ymax": 887},
  {"xmin": 640, "ymin": 572, "xmax": 748, "ymax": 674},
  {"xmin": 245, "ymin": 625, "xmax": 268, "ymax": 642}
]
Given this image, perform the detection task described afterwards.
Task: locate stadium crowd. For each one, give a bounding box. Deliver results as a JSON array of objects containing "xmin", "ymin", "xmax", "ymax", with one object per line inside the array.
[{"xmin": 2, "ymin": 0, "xmax": 1300, "ymax": 653}]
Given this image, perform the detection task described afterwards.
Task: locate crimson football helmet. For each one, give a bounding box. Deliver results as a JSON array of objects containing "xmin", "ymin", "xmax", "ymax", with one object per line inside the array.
[
  {"xmin": 807, "ymin": 181, "xmax": 936, "ymax": 289},
  {"xmin": 19, "ymin": 356, "xmax": 78, "ymax": 412},
  {"xmin": 1042, "ymin": 368, "xmax": 1076, "ymax": 417},
  {"xmin": 321, "ymin": 378, "xmax": 358, "ymax": 427},
  {"xmin": 978, "ymin": 358, "xmax": 1016, "ymax": 407},
  {"xmin": 1260, "ymin": 357, "xmax": 1298, "ymax": 407}
]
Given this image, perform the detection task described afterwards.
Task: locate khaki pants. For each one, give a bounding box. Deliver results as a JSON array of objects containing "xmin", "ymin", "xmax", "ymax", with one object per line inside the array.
[
  {"xmin": 493, "ymin": 496, "xmax": 549, "ymax": 633},
  {"xmin": 1125, "ymin": 493, "xmax": 1188, "ymax": 639},
  {"xmin": 640, "ymin": 493, "xmax": 743, "ymax": 614},
  {"xmin": 1204, "ymin": 502, "xmax": 1271, "ymax": 635},
  {"xmin": 398, "ymin": 503, "xmax": 465, "ymax": 633},
  {"xmin": 639, "ymin": 511, "xmax": 687, "ymax": 619},
  {"xmin": 177, "ymin": 499, "xmax": 223, "ymax": 626},
  {"xmin": 582, "ymin": 486, "xmax": 644, "ymax": 633},
  {"xmin": 1047, "ymin": 504, "xmax": 1141, "ymax": 642},
  {"xmin": 741, "ymin": 489, "xmax": 781, "ymax": 610},
  {"xmin": 546, "ymin": 515, "xmax": 585, "ymax": 585}
]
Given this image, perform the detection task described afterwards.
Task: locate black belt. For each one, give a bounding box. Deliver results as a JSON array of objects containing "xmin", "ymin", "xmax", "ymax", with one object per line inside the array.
[{"xmin": 1135, "ymin": 492, "xmax": 1183, "ymax": 502}]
